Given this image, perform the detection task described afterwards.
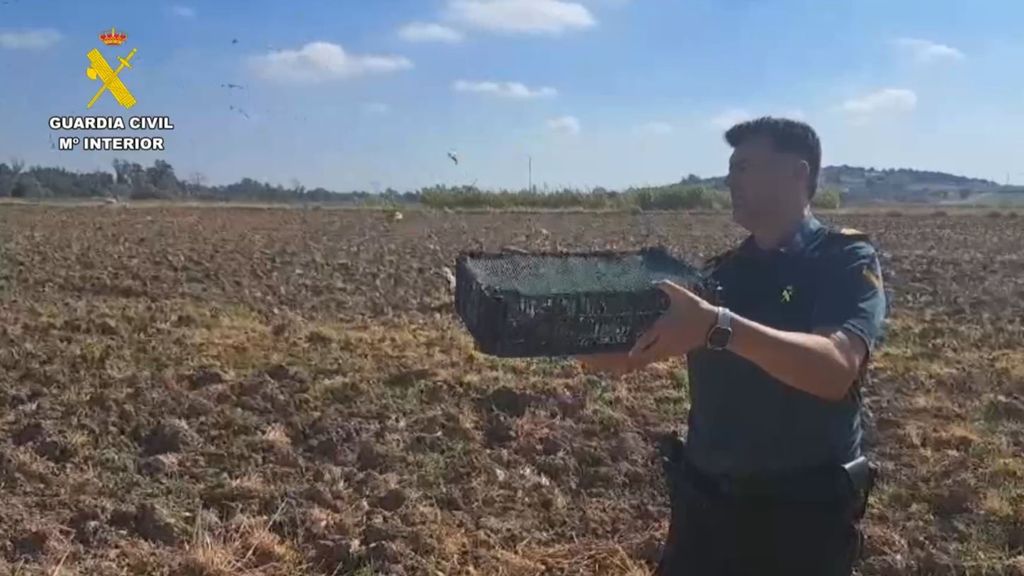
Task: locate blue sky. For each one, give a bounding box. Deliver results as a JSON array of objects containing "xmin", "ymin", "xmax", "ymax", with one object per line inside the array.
[{"xmin": 2, "ymin": 0, "xmax": 1023, "ymax": 191}]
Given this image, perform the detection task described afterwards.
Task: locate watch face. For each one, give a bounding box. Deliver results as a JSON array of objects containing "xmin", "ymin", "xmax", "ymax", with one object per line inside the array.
[{"xmin": 708, "ymin": 326, "xmax": 731, "ymax": 349}]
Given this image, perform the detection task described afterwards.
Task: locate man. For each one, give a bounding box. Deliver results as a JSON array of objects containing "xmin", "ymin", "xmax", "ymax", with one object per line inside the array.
[{"xmin": 579, "ymin": 117, "xmax": 887, "ymax": 575}]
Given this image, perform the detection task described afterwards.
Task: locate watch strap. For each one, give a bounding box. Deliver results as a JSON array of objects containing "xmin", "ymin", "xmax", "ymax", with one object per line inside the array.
[
  {"xmin": 717, "ymin": 307, "xmax": 732, "ymax": 330},
  {"xmin": 706, "ymin": 306, "xmax": 733, "ymax": 350}
]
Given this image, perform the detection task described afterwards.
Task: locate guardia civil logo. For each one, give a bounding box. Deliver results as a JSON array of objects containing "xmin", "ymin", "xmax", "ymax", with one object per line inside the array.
[
  {"xmin": 48, "ymin": 26, "xmax": 173, "ymax": 151},
  {"xmin": 86, "ymin": 27, "xmax": 137, "ymax": 109}
]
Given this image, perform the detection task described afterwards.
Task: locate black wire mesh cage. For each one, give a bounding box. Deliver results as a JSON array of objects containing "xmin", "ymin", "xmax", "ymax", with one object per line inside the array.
[{"xmin": 454, "ymin": 247, "xmax": 712, "ymax": 358}]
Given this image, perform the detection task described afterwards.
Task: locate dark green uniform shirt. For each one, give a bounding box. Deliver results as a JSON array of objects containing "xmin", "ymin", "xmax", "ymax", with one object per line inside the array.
[{"xmin": 685, "ymin": 215, "xmax": 887, "ymax": 476}]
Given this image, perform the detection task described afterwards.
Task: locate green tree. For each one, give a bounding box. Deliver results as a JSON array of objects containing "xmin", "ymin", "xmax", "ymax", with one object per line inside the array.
[
  {"xmin": 145, "ymin": 160, "xmax": 182, "ymax": 196},
  {"xmin": 11, "ymin": 175, "xmax": 50, "ymax": 198},
  {"xmin": 812, "ymin": 187, "xmax": 842, "ymax": 210},
  {"xmin": 0, "ymin": 159, "xmax": 25, "ymax": 197}
]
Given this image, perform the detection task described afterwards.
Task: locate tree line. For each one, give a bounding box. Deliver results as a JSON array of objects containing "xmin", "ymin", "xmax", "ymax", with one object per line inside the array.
[{"xmin": 0, "ymin": 158, "xmax": 842, "ymax": 210}]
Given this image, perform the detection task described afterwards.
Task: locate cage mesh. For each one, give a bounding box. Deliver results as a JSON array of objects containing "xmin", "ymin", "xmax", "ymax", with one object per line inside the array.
[{"xmin": 454, "ymin": 247, "xmax": 708, "ymax": 358}]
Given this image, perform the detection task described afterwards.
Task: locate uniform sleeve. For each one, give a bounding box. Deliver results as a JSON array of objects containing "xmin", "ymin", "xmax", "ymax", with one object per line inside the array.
[{"xmin": 811, "ymin": 240, "xmax": 888, "ymax": 351}]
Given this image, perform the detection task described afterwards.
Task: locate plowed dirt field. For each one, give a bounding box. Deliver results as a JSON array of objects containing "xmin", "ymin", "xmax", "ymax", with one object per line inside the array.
[{"xmin": 0, "ymin": 205, "xmax": 1021, "ymax": 575}]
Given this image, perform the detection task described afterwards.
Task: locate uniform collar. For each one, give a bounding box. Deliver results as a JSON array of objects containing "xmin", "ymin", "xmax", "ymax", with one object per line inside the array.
[{"xmin": 740, "ymin": 214, "xmax": 823, "ymax": 258}]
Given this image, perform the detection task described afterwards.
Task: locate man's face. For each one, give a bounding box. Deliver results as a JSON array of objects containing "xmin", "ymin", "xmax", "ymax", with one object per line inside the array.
[{"xmin": 725, "ymin": 136, "xmax": 808, "ymax": 231}]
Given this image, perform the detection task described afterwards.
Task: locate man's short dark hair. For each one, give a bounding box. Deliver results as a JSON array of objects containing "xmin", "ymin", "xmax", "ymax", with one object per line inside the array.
[{"xmin": 724, "ymin": 116, "xmax": 822, "ymax": 199}]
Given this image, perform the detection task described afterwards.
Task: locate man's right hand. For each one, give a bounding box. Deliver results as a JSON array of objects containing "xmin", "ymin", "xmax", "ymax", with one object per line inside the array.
[{"xmin": 575, "ymin": 352, "xmax": 650, "ymax": 376}]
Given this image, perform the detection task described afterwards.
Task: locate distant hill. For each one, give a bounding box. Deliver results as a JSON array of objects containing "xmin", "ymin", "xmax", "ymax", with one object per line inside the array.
[
  {"xmin": 684, "ymin": 165, "xmax": 1008, "ymax": 205},
  {"xmin": 941, "ymin": 187, "xmax": 1024, "ymax": 207},
  {"xmin": 821, "ymin": 165, "xmax": 1003, "ymax": 204}
]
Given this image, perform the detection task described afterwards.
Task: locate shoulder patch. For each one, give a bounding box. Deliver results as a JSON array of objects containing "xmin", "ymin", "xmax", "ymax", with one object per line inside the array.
[
  {"xmin": 861, "ymin": 264, "xmax": 883, "ymax": 290},
  {"xmin": 817, "ymin": 227, "xmax": 876, "ymax": 257},
  {"xmin": 825, "ymin": 227, "xmax": 872, "ymax": 243}
]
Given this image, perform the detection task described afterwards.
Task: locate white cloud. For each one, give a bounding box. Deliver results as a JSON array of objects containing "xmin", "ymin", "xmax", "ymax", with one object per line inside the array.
[
  {"xmin": 362, "ymin": 102, "xmax": 390, "ymax": 115},
  {"xmin": 249, "ymin": 42, "xmax": 413, "ymax": 84},
  {"xmin": 895, "ymin": 38, "xmax": 965, "ymax": 64},
  {"xmin": 398, "ymin": 22, "xmax": 464, "ymax": 43},
  {"xmin": 0, "ymin": 28, "xmax": 61, "ymax": 50},
  {"xmin": 548, "ymin": 115, "xmax": 581, "ymax": 135},
  {"xmin": 710, "ymin": 108, "xmax": 754, "ymax": 130},
  {"xmin": 446, "ymin": 0, "xmax": 596, "ymax": 35},
  {"xmin": 171, "ymin": 4, "xmax": 196, "ymax": 18},
  {"xmin": 635, "ymin": 121, "xmax": 673, "ymax": 135},
  {"xmin": 454, "ymin": 80, "xmax": 557, "ymax": 99},
  {"xmin": 841, "ymin": 88, "xmax": 917, "ymax": 115}
]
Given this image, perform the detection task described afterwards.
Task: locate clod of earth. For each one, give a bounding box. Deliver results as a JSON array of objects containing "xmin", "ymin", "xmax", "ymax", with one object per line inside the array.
[
  {"xmin": 265, "ymin": 363, "xmax": 308, "ymax": 384},
  {"xmin": 34, "ymin": 436, "xmax": 74, "ymax": 463},
  {"xmin": 71, "ymin": 508, "xmax": 108, "ymax": 546},
  {"xmin": 311, "ymin": 538, "xmax": 361, "ymax": 572},
  {"xmin": 484, "ymin": 413, "xmax": 516, "ymax": 446},
  {"xmin": 407, "ymin": 530, "xmax": 437, "ymax": 555},
  {"xmin": 579, "ymin": 465, "xmax": 618, "ymax": 491},
  {"xmin": 185, "ymin": 396, "xmax": 216, "ymax": 418},
  {"xmin": 134, "ymin": 502, "xmax": 186, "ymax": 546},
  {"xmin": 385, "ymin": 368, "xmax": 436, "ymax": 388},
  {"xmin": 374, "ymin": 487, "xmax": 408, "ymax": 512},
  {"xmin": 305, "ymin": 328, "xmax": 334, "ymax": 345},
  {"xmin": 95, "ymin": 317, "xmax": 119, "ymax": 336},
  {"xmin": 632, "ymin": 534, "xmax": 664, "ymax": 566},
  {"xmin": 929, "ymin": 485, "xmax": 975, "ymax": 517},
  {"xmin": 611, "ymin": 430, "xmax": 645, "ymax": 462},
  {"xmin": 356, "ymin": 442, "xmax": 386, "ymax": 471},
  {"xmin": 11, "ymin": 530, "xmax": 48, "ymax": 559},
  {"xmin": 541, "ymin": 435, "xmax": 566, "ymax": 456},
  {"xmin": 12, "ymin": 422, "xmax": 45, "ymax": 446},
  {"xmin": 483, "ymin": 385, "xmax": 532, "ymax": 418},
  {"xmin": 142, "ymin": 418, "xmax": 198, "ymax": 456},
  {"xmin": 987, "ymin": 395, "xmax": 1024, "ymax": 422},
  {"xmin": 362, "ymin": 522, "xmax": 395, "ymax": 545},
  {"xmin": 1006, "ymin": 520, "xmax": 1024, "ymax": 555},
  {"xmin": 302, "ymin": 485, "xmax": 336, "ymax": 511},
  {"xmin": 139, "ymin": 454, "xmax": 179, "ymax": 476},
  {"xmin": 189, "ymin": 366, "xmax": 227, "ymax": 388},
  {"xmin": 366, "ymin": 540, "xmax": 404, "ymax": 566},
  {"xmin": 554, "ymin": 391, "xmax": 587, "ymax": 418}
]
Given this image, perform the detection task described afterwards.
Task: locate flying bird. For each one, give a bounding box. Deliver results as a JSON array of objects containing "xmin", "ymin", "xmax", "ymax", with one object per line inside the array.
[
  {"xmin": 229, "ymin": 105, "xmax": 250, "ymax": 119},
  {"xmin": 221, "ymin": 83, "xmax": 245, "ymax": 90},
  {"xmin": 447, "ymin": 151, "xmax": 459, "ymax": 165},
  {"xmin": 231, "ymin": 38, "xmax": 239, "ymax": 44}
]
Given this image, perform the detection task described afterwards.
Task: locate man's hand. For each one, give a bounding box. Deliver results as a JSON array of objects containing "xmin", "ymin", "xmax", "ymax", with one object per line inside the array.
[
  {"xmin": 575, "ymin": 280, "xmax": 717, "ymax": 374},
  {"xmin": 627, "ymin": 280, "xmax": 718, "ymax": 364}
]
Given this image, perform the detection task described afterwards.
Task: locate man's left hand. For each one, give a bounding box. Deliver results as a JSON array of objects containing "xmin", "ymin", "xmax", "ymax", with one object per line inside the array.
[{"xmin": 628, "ymin": 280, "xmax": 718, "ymax": 364}]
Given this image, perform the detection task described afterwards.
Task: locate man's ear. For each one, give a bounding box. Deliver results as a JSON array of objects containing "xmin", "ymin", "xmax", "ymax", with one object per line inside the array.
[{"xmin": 794, "ymin": 159, "xmax": 811, "ymax": 183}]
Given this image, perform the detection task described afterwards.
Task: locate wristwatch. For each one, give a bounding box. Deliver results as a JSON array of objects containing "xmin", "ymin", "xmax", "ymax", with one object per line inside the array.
[{"xmin": 706, "ymin": 306, "xmax": 733, "ymax": 351}]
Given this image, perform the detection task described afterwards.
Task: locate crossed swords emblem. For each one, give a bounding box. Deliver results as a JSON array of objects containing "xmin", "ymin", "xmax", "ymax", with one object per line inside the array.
[{"xmin": 86, "ymin": 47, "xmax": 137, "ymax": 109}]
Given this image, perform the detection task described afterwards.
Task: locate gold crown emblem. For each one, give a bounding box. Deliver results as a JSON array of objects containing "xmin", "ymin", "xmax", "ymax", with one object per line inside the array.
[{"xmin": 100, "ymin": 27, "xmax": 127, "ymax": 46}]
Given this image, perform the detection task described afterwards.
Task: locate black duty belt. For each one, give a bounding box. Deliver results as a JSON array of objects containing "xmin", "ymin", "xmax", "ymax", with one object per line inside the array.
[
  {"xmin": 685, "ymin": 459, "xmax": 850, "ymax": 503},
  {"xmin": 659, "ymin": 436, "xmax": 876, "ymax": 518}
]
